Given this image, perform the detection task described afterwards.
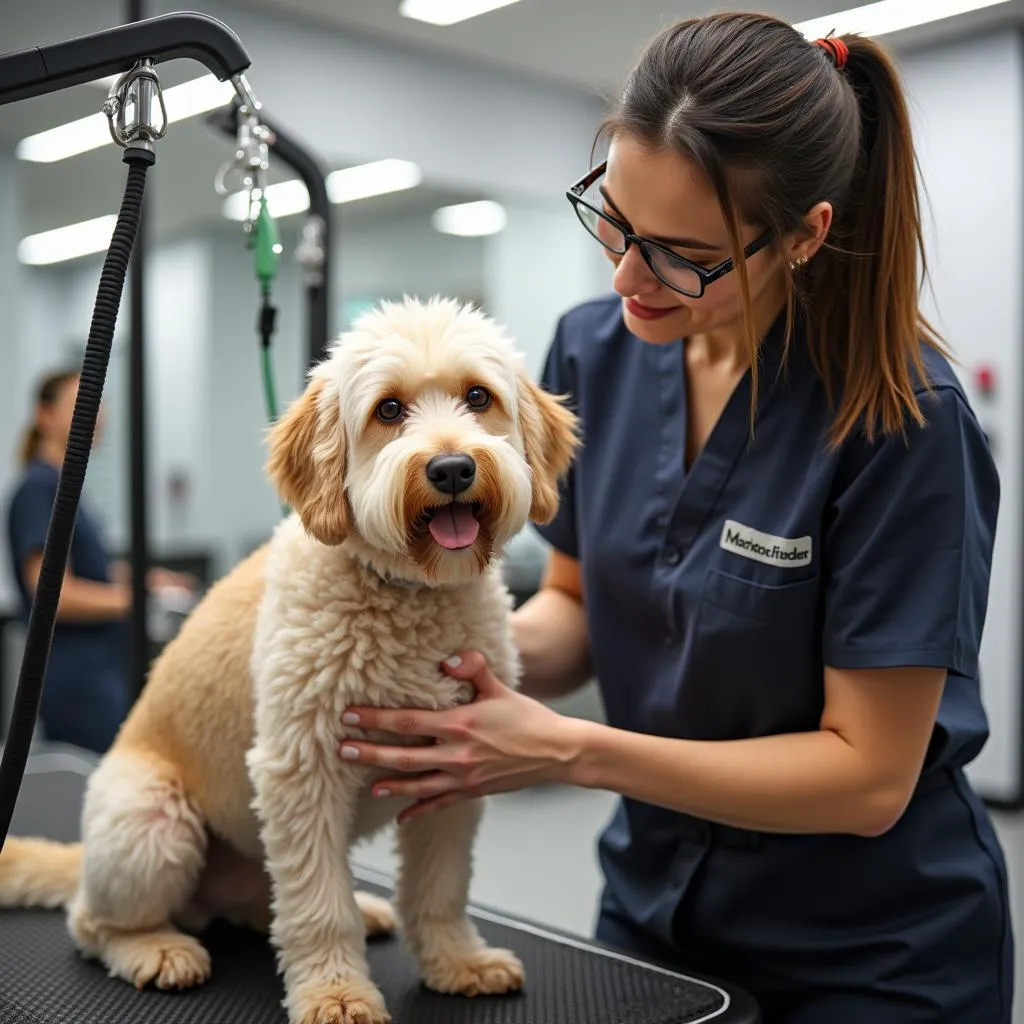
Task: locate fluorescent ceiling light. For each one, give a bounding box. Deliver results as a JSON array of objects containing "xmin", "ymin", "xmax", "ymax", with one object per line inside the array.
[
  {"xmin": 327, "ymin": 159, "xmax": 423, "ymax": 202},
  {"xmin": 18, "ymin": 215, "xmax": 119, "ymax": 266},
  {"xmin": 432, "ymin": 200, "xmax": 506, "ymax": 236},
  {"xmin": 794, "ymin": 0, "xmax": 1011, "ymax": 38},
  {"xmin": 399, "ymin": 0, "xmax": 522, "ymax": 27},
  {"xmin": 16, "ymin": 113, "xmax": 110, "ymax": 164},
  {"xmin": 222, "ymin": 160, "xmax": 423, "ymax": 221},
  {"xmin": 162, "ymin": 75, "xmax": 236, "ymax": 121},
  {"xmin": 17, "ymin": 74, "xmax": 235, "ymax": 163}
]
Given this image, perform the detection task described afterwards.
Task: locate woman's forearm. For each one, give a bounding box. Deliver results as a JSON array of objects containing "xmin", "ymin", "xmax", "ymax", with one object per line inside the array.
[
  {"xmin": 511, "ymin": 586, "xmax": 593, "ymax": 701},
  {"xmin": 25, "ymin": 557, "xmax": 130, "ymax": 622},
  {"xmin": 53, "ymin": 576, "xmax": 131, "ymax": 621},
  {"xmin": 567, "ymin": 724, "xmax": 911, "ymax": 838}
]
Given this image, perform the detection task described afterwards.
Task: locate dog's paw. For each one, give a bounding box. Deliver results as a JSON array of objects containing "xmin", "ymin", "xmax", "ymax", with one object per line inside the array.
[
  {"xmin": 290, "ymin": 979, "xmax": 391, "ymax": 1024},
  {"xmin": 421, "ymin": 946, "xmax": 525, "ymax": 997},
  {"xmin": 121, "ymin": 932, "xmax": 212, "ymax": 990},
  {"xmin": 355, "ymin": 890, "xmax": 396, "ymax": 938}
]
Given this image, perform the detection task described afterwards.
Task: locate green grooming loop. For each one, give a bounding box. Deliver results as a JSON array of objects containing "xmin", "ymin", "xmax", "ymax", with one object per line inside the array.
[
  {"xmin": 250, "ymin": 193, "xmax": 282, "ymax": 426},
  {"xmin": 252, "ymin": 192, "xmax": 281, "ymax": 285},
  {"xmin": 246, "ymin": 192, "xmax": 289, "ymax": 516}
]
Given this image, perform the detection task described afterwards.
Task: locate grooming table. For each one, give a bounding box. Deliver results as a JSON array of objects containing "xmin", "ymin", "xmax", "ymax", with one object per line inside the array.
[{"xmin": 0, "ymin": 746, "xmax": 761, "ymax": 1024}]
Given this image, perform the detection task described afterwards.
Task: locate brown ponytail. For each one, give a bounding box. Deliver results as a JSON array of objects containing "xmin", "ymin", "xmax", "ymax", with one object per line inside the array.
[
  {"xmin": 599, "ymin": 13, "xmax": 946, "ymax": 446},
  {"xmin": 17, "ymin": 368, "xmax": 80, "ymax": 466},
  {"xmin": 17, "ymin": 424, "xmax": 44, "ymax": 467},
  {"xmin": 816, "ymin": 33, "xmax": 944, "ymax": 443}
]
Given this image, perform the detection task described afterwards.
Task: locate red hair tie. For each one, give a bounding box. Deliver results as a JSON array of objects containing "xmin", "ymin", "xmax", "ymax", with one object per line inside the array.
[{"xmin": 815, "ymin": 36, "xmax": 849, "ymax": 70}]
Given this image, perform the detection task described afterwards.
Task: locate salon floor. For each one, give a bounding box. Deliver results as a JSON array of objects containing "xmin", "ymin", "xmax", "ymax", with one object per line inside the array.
[{"xmin": 352, "ymin": 682, "xmax": 1024, "ymax": 1023}]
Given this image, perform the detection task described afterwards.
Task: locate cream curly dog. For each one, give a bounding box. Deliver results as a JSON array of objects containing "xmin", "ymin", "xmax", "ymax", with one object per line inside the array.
[{"xmin": 0, "ymin": 296, "xmax": 579, "ymax": 1024}]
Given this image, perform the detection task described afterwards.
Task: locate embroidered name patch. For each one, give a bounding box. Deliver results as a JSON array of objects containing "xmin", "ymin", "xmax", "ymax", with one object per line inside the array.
[{"xmin": 719, "ymin": 520, "xmax": 812, "ymax": 568}]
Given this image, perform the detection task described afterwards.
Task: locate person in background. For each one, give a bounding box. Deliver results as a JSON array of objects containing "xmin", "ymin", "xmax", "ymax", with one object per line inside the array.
[{"xmin": 4, "ymin": 367, "xmax": 193, "ymax": 754}]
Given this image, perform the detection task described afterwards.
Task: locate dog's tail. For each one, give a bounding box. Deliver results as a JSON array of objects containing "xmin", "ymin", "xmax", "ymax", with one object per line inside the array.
[{"xmin": 0, "ymin": 837, "xmax": 82, "ymax": 908}]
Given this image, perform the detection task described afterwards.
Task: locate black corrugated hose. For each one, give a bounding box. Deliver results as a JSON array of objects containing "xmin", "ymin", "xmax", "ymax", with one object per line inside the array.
[{"xmin": 0, "ymin": 143, "xmax": 155, "ymax": 852}]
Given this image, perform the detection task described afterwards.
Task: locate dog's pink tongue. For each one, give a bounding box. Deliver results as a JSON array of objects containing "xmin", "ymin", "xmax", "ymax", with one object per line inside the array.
[{"xmin": 428, "ymin": 503, "xmax": 480, "ymax": 550}]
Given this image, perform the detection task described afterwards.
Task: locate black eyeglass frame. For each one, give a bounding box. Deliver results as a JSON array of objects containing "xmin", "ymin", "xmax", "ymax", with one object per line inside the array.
[{"xmin": 566, "ymin": 161, "xmax": 775, "ymax": 298}]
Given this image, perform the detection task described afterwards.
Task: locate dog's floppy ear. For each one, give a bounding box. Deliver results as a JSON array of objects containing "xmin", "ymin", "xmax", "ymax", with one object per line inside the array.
[
  {"xmin": 266, "ymin": 376, "xmax": 350, "ymax": 546},
  {"xmin": 517, "ymin": 372, "xmax": 581, "ymax": 524}
]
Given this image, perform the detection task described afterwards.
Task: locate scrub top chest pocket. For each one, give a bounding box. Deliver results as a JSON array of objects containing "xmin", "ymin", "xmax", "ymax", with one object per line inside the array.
[{"xmin": 690, "ymin": 518, "xmax": 824, "ymax": 739}]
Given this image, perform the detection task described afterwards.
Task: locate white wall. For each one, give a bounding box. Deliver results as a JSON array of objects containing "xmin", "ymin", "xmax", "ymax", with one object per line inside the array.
[
  {"xmin": 484, "ymin": 197, "xmax": 612, "ymax": 378},
  {"xmin": 146, "ymin": 240, "xmax": 214, "ymax": 549},
  {"xmin": 336, "ymin": 212, "xmax": 487, "ymax": 322},
  {"xmin": 903, "ymin": 29, "xmax": 1024, "ymax": 803}
]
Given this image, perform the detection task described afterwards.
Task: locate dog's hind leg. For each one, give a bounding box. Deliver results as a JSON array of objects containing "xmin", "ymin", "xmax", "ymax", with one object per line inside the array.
[
  {"xmin": 356, "ymin": 889, "xmax": 397, "ymax": 938},
  {"xmin": 67, "ymin": 749, "xmax": 212, "ymax": 990},
  {"xmin": 225, "ymin": 889, "xmax": 394, "ymax": 943},
  {"xmin": 394, "ymin": 799, "xmax": 525, "ymax": 997}
]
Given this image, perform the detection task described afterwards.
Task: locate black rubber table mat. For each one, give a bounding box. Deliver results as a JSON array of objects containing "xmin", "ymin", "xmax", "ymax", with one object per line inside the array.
[
  {"xmin": 1, "ymin": 753, "xmax": 756, "ymax": 1022},
  {"xmin": 0, "ymin": 883, "xmax": 735, "ymax": 1024}
]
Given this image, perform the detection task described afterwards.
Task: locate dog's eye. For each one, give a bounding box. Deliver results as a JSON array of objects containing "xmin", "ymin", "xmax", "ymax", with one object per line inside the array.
[
  {"xmin": 376, "ymin": 398, "xmax": 404, "ymax": 423},
  {"xmin": 465, "ymin": 386, "xmax": 491, "ymax": 410}
]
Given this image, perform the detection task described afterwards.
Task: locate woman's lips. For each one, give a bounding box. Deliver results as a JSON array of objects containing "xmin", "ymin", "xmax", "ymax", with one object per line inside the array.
[{"xmin": 625, "ymin": 297, "xmax": 677, "ymax": 321}]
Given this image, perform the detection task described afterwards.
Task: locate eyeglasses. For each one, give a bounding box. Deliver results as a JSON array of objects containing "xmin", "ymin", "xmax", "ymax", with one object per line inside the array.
[{"xmin": 566, "ymin": 162, "xmax": 774, "ymax": 299}]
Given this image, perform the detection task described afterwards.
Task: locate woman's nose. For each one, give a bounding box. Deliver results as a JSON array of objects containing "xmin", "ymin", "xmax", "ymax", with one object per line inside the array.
[{"xmin": 612, "ymin": 245, "xmax": 661, "ymax": 297}]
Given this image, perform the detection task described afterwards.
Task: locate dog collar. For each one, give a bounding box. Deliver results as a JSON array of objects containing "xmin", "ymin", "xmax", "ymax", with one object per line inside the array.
[
  {"xmin": 375, "ymin": 570, "xmax": 424, "ymax": 590},
  {"xmin": 350, "ymin": 553, "xmax": 427, "ymax": 590}
]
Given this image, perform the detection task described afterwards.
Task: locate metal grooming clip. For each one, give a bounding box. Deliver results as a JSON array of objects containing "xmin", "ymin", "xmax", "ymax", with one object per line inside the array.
[
  {"xmin": 214, "ymin": 74, "xmax": 274, "ymax": 234},
  {"xmin": 102, "ymin": 59, "xmax": 167, "ymax": 151}
]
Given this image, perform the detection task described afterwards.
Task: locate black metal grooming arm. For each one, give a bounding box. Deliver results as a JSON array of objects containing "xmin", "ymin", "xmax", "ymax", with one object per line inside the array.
[
  {"xmin": 0, "ymin": 12, "xmax": 250, "ymax": 105},
  {"xmin": 0, "ymin": 11, "xmax": 259, "ymax": 853}
]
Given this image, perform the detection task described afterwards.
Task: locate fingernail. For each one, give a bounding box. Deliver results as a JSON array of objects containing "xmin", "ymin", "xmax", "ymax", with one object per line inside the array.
[
  {"xmin": 341, "ymin": 712, "xmax": 360, "ymax": 725},
  {"xmin": 340, "ymin": 745, "xmax": 360, "ymax": 761},
  {"xmin": 444, "ymin": 654, "xmax": 463, "ymax": 669},
  {"xmin": 375, "ymin": 788, "xmax": 391, "ymax": 798}
]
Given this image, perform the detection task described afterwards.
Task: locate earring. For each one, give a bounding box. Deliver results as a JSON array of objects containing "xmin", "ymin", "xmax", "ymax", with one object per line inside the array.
[{"xmin": 790, "ymin": 254, "xmax": 809, "ymax": 270}]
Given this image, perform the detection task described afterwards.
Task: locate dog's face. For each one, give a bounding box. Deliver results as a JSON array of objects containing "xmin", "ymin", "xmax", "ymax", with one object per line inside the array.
[{"xmin": 265, "ymin": 298, "xmax": 579, "ymax": 585}]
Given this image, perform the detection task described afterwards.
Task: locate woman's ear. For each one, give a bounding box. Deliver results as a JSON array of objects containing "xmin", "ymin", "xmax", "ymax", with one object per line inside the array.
[
  {"xmin": 265, "ymin": 376, "xmax": 350, "ymax": 546},
  {"xmin": 517, "ymin": 372, "xmax": 581, "ymax": 524},
  {"xmin": 787, "ymin": 200, "xmax": 834, "ymax": 264}
]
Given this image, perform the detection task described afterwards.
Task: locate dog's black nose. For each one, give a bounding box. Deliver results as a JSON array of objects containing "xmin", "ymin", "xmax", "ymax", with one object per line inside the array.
[{"xmin": 426, "ymin": 453, "xmax": 476, "ymax": 495}]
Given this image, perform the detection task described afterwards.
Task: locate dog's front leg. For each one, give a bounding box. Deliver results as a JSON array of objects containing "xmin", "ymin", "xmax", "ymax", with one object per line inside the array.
[
  {"xmin": 396, "ymin": 799, "xmax": 525, "ymax": 997},
  {"xmin": 248, "ymin": 743, "xmax": 390, "ymax": 1024}
]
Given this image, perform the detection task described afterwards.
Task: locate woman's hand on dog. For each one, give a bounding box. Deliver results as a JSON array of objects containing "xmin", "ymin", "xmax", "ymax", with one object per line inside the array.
[{"xmin": 337, "ymin": 649, "xmax": 590, "ymax": 824}]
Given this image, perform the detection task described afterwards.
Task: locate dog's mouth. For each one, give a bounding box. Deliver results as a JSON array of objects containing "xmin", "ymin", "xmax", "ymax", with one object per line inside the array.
[{"xmin": 416, "ymin": 501, "xmax": 483, "ymax": 551}]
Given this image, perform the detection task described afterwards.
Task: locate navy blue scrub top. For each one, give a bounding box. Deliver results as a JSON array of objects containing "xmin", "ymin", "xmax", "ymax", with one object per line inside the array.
[
  {"xmin": 6, "ymin": 459, "xmax": 125, "ymax": 685},
  {"xmin": 534, "ymin": 296, "xmax": 1000, "ymax": 940}
]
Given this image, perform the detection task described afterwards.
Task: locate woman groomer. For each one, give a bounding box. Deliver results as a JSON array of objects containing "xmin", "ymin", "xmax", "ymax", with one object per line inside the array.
[
  {"xmin": 337, "ymin": 14, "xmax": 1013, "ymax": 1023},
  {"xmin": 5, "ymin": 368, "xmax": 192, "ymax": 753}
]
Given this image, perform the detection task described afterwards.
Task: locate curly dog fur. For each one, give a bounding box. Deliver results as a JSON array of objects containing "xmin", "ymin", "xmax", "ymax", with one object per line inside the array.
[{"xmin": 0, "ymin": 296, "xmax": 579, "ymax": 1024}]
